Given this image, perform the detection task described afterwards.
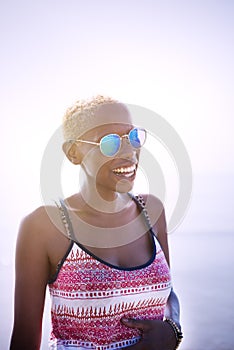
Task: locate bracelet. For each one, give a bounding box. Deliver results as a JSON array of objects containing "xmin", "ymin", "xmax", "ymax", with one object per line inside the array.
[{"xmin": 164, "ymin": 318, "xmax": 183, "ymax": 349}]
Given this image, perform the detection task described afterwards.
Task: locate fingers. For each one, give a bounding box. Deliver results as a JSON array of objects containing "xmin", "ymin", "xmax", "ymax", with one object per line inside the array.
[
  {"xmin": 121, "ymin": 318, "xmax": 141, "ymax": 329},
  {"xmin": 121, "ymin": 318, "xmax": 150, "ymax": 331}
]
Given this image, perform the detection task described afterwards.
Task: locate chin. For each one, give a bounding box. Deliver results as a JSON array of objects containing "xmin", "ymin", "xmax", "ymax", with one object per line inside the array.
[{"xmin": 115, "ymin": 179, "xmax": 134, "ymax": 193}]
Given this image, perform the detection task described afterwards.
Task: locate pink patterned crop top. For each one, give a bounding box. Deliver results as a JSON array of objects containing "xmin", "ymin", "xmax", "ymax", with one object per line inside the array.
[{"xmin": 48, "ymin": 195, "xmax": 172, "ymax": 350}]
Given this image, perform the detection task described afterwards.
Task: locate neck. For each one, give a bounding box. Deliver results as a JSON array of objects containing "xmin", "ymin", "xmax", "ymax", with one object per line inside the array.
[{"xmin": 79, "ymin": 184, "xmax": 131, "ymax": 214}]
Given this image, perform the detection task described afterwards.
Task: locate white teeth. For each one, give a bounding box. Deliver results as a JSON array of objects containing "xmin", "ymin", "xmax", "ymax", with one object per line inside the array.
[
  {"xmin": 124, "ymin": 172, "xmax": 134, "ymax": 177},
  {"xmin": 113, "ymin": 165, "xmax": 136, "ymax": 174}
]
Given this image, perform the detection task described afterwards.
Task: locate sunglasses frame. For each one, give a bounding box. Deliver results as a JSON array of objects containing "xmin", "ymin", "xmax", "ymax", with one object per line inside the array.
[{"xmin": 70, "ymin": 127, "xmax": 146, "ymax": 157}]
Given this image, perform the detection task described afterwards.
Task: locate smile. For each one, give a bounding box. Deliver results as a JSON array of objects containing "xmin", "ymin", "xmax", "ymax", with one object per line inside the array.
[{"xmin": 112, "ymin": 164, "xmax": 136, "ymax": 177}]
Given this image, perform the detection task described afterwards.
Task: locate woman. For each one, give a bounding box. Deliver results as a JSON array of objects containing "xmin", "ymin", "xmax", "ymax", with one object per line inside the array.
[{"xmin": 10, "ymin": 95, "xmax": 183, "ymax": 349}]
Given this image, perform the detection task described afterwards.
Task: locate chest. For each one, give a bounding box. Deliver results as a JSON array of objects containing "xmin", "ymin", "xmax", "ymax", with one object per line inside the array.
[
  {"xmin": 62, "ymin": 200, "xmax": 151, "ymax": 263},
  {"xmin": 84, "ymin": 230, "xmax": 154, "ymax": 268},
  {"xmin": 48, "ymin": 200, "xmax": 156, "ymax": 277}
]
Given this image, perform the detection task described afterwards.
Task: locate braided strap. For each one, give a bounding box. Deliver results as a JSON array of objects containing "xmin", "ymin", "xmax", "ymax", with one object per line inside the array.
[
  {"xmin": 164, "ymin": 318, "xmax": 183, "ymax": 349},
  {"xmin": 54, "ymin": 199, "xmax": 73, "ymax": 240},
  {"xmin": 135, "ymin": 194, "xmax": 152, "ymax": 230}
]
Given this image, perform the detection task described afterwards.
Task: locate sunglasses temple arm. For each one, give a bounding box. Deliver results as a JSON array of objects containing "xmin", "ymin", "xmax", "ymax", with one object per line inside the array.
[{"xmin": 75, "ymin": 140, "xmax": 100, "ymax": 146}]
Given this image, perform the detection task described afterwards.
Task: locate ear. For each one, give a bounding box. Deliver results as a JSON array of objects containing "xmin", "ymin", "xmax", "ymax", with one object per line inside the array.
[{"xmin": 62, "ymin": 142, "xmax": 82, "ymax": 165}]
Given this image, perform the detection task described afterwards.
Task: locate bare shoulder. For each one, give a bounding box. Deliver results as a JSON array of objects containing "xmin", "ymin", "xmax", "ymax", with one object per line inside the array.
[
  {"xmin": 141, "ymin": 193, "xmax": 164, "ymax": 208},
  {"xmin": 15, "ymin": 204, "xmax": 70, "ymax": 282},
  {"xmin": 139, "ymin": 193, "xmax": 165, "ymax": 226},
  {"xmin": 17, "ymin": 204, "xmax": 67, "ymax": 247},
  {"xmin": 139, "ymin": 193, "xmax": 170, "ymax": 264}
]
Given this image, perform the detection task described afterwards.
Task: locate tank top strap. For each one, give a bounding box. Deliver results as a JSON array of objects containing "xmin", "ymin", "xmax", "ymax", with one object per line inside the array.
[
  {"xmin": 128, "ymin": 193, "xmax": 156, "ymax": 234},
  {"xmin": 55, "ymin": 198, "xmax": 75, "ymax": 241}
]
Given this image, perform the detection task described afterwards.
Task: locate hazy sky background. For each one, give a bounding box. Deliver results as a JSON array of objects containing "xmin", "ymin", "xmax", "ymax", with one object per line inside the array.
[
  {"xmin": 1, "ymin": 0, "xmax": 234, "ymax": 348},
  {"xmin": 1, "ymin": 0, "xmax": 233, "ymax": 245}
]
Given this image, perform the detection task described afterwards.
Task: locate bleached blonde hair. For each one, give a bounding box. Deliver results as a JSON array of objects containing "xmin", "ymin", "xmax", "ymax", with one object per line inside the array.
[{"xmin": 62, "ymin": 95, "xmax": 118, "ymax": 141}]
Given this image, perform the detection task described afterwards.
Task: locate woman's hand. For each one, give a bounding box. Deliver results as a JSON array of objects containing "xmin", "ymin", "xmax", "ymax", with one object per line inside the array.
[{"xmin": 121, "ymin": 318, "xmax": 177, "ymax": 350}]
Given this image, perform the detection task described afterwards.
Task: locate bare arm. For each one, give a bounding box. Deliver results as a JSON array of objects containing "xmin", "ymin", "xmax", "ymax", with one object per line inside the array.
[{"xmin": 10, "ymin": 209, "xmax": 50, "ymax": 350}]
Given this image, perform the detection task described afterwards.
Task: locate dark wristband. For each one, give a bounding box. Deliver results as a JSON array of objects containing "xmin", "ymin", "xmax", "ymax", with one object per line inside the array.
[{"xmin": 164, "ymin": 318, "xmax": 183, "ymax": 349}]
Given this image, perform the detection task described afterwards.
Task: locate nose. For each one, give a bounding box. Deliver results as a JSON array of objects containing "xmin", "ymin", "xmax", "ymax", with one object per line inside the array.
[{"xmin": 118, "ymin": 137, "xmax": 138, "ymax": 162}]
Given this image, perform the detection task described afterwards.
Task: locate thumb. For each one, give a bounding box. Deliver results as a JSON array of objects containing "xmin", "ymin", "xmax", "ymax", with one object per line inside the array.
[{"xmin": 121, "ymin": 318, "xmax": 149, "ymax": 331}]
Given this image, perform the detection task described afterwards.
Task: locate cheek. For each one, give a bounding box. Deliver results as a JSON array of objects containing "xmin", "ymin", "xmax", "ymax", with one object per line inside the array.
[
  {"xmin": 95, "ymin": 160, "xmax": 112, "ymax": 178},
  {"xmin": 82, "ymin": 150, "xmax": 110, "ymax": 177}
]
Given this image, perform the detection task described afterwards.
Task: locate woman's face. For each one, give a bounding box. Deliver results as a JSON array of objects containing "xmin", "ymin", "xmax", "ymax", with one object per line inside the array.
[{"xmin": 78, "ymin": 103, "xmax": 141, "ymax": 196}]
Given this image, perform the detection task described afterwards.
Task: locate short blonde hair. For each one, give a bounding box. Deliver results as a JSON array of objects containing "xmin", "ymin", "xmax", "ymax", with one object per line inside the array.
[{"xmin": 62, "ymin": 95, "xmax": 118, "ymax": 141}]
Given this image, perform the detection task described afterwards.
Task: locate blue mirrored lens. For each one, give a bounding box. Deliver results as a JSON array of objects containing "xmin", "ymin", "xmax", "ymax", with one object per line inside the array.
[
  {"xmin": 100, "ymin": 134, "xmax": 121, "ymax": 156},
  {"xmin": 129, "ymin": 128, "xmax": 146, "ymax": 148}
]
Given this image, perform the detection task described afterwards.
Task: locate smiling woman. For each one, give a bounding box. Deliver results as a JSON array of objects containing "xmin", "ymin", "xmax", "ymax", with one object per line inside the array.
[{"xmin": 10, "ymin": 95, "xmax": 183, "ymax": 350}]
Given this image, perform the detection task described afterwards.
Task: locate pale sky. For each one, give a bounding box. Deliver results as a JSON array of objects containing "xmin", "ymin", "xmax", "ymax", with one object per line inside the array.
[{"xmin": 1, "ymin": 0, "xmax": 233, "ymax": 255}]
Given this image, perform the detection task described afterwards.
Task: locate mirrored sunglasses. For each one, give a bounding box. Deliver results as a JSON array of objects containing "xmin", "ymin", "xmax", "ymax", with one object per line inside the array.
[{"xmin": 72, "ymin": 127, "xmax": 146, "ymax": 157}]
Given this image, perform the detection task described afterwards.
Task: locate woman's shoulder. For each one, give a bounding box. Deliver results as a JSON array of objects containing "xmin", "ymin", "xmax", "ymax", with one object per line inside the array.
[
  {"xmin": 18, "ymin": 204, "xmax": 67, "ymax": 243},
  {"xmin": 137, "ymin": 193, "xmax": 164, "ymax": 211},
  {"xmin": 136, "ymin": 193, "xmax": 165, "ymax": 229}
]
